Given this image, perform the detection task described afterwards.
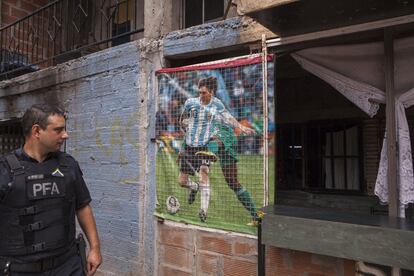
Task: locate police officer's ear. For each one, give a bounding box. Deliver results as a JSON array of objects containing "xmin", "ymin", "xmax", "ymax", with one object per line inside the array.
[{"xmin": 31, "ymin": 124, "xmax": 42, "ymax": 138}]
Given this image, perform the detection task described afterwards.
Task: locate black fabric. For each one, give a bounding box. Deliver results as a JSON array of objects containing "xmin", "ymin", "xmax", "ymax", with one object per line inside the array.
[
  {"xmin": 5, "ymin": 154, "xmax": 23, "ymax": 172},
  {"xmin": 0, "ymin": 244, "xmax": 81, "ymax": 275},
  {"xmin": 0, "ymin": 148, "xmax": 91, "ymax": 263},
  {"xmin": 179, "ymin": 145, "xmax": 210, "ymax": 175},
  {"xmin": 0, "ymin": 155, "xmax": 74, "ymax": 257}
]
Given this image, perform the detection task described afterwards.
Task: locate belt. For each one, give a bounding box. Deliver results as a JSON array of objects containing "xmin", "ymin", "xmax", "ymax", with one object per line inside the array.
[{"xmin": 0, "ymin": 244, "xmax": 77, "ymax": 273}]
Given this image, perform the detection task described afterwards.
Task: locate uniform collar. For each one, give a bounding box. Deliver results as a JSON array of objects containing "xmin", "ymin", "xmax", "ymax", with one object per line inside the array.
[{"xmin": 14, "ymin": 148, "xmax": 59, "ymax": 163}]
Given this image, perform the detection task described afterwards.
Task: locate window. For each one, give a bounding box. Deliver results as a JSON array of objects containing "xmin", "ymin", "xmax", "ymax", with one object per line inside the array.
[
  {"xmin": 322, "ymin": 124, "xmax": 361, "ymax": 190},
  {"xmin": 0, "ymin": 120, "xmax": 24, "ymax": 155},
  {"xmin": 278, "ymin": 120, "xmax": 363, "ymax": 192},
  {"xmin": 111, "ymin": 0, "xmax": 134, "ymax": 46},
  {"xmin": 183, "ymin": 0, "xmax": 224, "ymax": 28}
]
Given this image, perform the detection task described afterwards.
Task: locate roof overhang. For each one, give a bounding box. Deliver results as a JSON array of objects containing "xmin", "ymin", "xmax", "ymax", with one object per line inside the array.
[{"xmin": 236, "ymin": 0, "xmax": 299, "ymax": 15}]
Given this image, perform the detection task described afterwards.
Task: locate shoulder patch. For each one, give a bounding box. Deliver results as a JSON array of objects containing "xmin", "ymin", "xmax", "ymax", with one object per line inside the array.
[{"xmin": 52, "ymin": 168, "xmax": 65, "ymax": 177}]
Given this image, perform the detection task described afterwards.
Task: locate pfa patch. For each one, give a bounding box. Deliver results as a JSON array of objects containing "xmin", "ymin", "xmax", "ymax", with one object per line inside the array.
[{"xmin": 28, "ymin": 180, "xmax": 65, "ymax": 200}]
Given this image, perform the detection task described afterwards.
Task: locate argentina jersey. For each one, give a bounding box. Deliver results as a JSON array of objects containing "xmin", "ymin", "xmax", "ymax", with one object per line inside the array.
[{"xmin": 182, "ymin": 97, "xmax": 225, "ymax": 147}]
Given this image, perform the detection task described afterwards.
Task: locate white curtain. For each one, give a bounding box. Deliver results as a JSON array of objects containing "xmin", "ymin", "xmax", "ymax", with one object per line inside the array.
[{"xmin": 291, "ymin": 36, "xmax": 414, "ymax": 217}]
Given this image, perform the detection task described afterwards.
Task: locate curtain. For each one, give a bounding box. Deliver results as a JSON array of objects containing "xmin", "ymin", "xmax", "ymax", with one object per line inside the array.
[
  {"xmin": 291, "ymin": 36, "xmax": 414, "ymax": 217},
  {"xmin": 324, "ymin": 126, "xmax": 359, "ymax": 190}
]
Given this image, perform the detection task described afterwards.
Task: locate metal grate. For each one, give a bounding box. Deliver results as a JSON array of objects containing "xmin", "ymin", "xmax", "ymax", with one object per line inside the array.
[
  {"xmin": 0, "ymin": 120, "xmax": 24, "ymax": 155},
  {"xmin": 0, "ymin": 0, "xmax": 144, "ymax": 80}
]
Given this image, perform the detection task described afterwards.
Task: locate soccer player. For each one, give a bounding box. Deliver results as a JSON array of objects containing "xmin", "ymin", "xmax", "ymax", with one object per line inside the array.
[
  {"xmin": 178, "ymin": 76, "xmax": 254, "ymax": 223},
  {"xmin": 209, "ymin": 123, "xmax": 259, "ymax": 225}
]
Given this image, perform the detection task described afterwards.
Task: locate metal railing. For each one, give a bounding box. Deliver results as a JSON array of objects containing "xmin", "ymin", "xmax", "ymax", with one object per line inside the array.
[{"xmin": 0, "ymin": 0, "xmax": 144, "ymax": 80}]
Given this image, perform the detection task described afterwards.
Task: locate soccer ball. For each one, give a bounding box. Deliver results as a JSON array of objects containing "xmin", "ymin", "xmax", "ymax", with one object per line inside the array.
[{"xmin": 166, "ymin": 196, "xmax": 180, "ymax": 215}]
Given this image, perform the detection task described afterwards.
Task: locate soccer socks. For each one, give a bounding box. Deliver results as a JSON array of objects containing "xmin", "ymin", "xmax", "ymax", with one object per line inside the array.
[
  {"xmin": 198, "ymin": 165, "xmax": 210, "ymax": 221},
  {"xmin": 236, "ymin": 186, "xmax": 258, "ymax": 221},
  {"xmin": 199, "ymin": 183, "xmax": 210, "ymax": 215},
  {"xmin": 187, "ymin": 180, "xmax": 198, "ymax": 190}
]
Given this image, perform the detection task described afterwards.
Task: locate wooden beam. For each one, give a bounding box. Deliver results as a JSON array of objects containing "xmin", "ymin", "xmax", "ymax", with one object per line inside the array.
[
  {"xmin": 384, "ymin": 28, "xmax": 399, "ymax": 217},
  {"xmin": 267, "ymin": 14, "xmax": 414, "ymax": 48},
  {"xmin": 237, "ymin": 0, "xmax": 299, "ymax": 15}
]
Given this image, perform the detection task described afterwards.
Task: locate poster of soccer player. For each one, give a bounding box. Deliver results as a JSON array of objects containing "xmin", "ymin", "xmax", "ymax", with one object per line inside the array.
[{"xmin": 155, "ymin": 55, "xmax": 274, "ymax": 233}]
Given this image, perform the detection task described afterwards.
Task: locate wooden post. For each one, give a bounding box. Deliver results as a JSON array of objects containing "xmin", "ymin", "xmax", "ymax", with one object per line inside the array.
[
  {"xmin": 384, "ymin": 28, "xmax": 399, "ymax": 217},
  {"xmin": 262, "ymin": 34, "xmax": 269, "ymax": 206}
]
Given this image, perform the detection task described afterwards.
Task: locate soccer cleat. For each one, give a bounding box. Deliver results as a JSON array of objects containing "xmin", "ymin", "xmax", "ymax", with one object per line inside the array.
[
  {"xmin": 195, "ymin": 151, "xmax": 217, "ymax": 162},
  {"xmin": 199, "ymin": 209, "xmax": 207, "ymax": 223},
  {"xmin": 188, "ymin": 183, "xmax": 199, "ymax": 205}
]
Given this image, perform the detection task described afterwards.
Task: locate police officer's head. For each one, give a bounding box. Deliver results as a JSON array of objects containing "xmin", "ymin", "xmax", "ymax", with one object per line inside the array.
[
  {"xmin": 22, "ymin": 104, "xmax": 68, "ymax": 152},
  {"xmin": 198, "ymin": 76, "xmax": 217, "ymax": 104}
]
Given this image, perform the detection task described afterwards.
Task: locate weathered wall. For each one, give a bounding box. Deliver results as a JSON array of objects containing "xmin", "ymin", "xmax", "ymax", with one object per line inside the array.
[
  {"xmin": 0, "ymin": 40, "xmax": 159, "ymax": 275},
  {"xmin": 163, "ymin": 16, "xmax": 276, "ymax": 59},
  {"xmin": 157, "ymin": 221, "xmax": 356, "ymax": 276},
  {"xmin": 66, "ymin": 42, "xmax": 143, "ymax": 276}
]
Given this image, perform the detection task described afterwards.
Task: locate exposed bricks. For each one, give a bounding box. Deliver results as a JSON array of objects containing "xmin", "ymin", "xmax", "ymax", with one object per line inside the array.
[
  {"xmin": 160, "ymin": 265, "xmax": 192, "ymax": 276},
  {"xmin": 270, "ymin": 267, "xmax": 302, "ymax": 276},
  {"xmin": 35, "ymin": 0, "xmax": 50, "ymax": 6},
  {"xmin": 157, "ymin": 221, "xmax": 258, "ymax": 275},
  {"xmin": 20, "ymin": 1, "xmax": 39, "ymax": 13},
  {"xmin": 2, "ymin": 2, "xmax": 11, "ymax": 15},
  {"xmin": 265, "ymin": 245, "xmax": 357, "ymax": 276},
  {"xmin": 3, "ymin": 0, "xmax": 20, "ymax": 6},
  {"xmin": 343, "ymin": 259, "xmax": 356, "ymax": 275},
  {"xmin": 290, "ymin": 250, "xmax": 312, "ymax": 269},
  {"xmin": 161, "ymin": 245, "xmax": 192, "ymax": 270},
  {"xmin": 158, "ymin": 223, "xmax": 192, "ymax": 250},
  {"xmin": 157, "ymin": 222, "xmax": 357, "ymax": 276},
  {"xmin": 1, "ymin": 14, "xmax": 19, "ymax": 25},
  {"xmin": 223, "ymin": 256, "xmax": 257, "ymax": 276},
  {"xmin": 11, "ymin": 7, "xmax": 27, "ymax": 19},
  {"xmin": 2, "ymin": 0, "xmax": 47, "ymax": 27},
  {"xmin": 234, "ymin": 239, "xmax": 256, "ymax": 256},
  {"xmin": 311, "ymin": 254, "xmax": 341, "ymax": 267},
  {"xmin": 198, "ymin": 232, "xmax": 232, "ymax": 255},
  {"xmin": 265, "ymin": 246, "xmax": 285, "ymax": 275},
  {"xmin": 197, "ymin": 252, "xmax": 220, "ymax": 275}
]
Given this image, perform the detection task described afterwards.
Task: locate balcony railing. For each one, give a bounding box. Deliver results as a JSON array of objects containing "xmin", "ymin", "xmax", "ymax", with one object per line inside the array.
[{"xmin": 0, "ymin": 0, "xmax": 144, "ymax": 80}]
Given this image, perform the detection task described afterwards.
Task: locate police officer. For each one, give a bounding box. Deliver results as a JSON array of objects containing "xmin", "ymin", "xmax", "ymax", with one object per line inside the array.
[{"xmin": 0, "ymin": 104, "xmax": 102, "ymax": 275}]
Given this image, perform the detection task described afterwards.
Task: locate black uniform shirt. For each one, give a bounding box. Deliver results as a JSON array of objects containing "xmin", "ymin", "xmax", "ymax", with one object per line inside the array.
[
  {"xmin": 0, "ymin": 148, "xmax": 91, "ymax": 262},
  {"xmin": 0, "ymin": 148, "xmax": 91, "ymax": 209}
]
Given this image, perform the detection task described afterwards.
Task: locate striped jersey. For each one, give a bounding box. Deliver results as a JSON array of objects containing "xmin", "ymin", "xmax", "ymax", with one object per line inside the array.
[{"xmin": 181, "ymin": 97, "xmax": 226, "ymax": 147}]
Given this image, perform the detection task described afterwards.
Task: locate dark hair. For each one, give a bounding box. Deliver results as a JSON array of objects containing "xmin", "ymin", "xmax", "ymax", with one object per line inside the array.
[
  {"xmin": 22, "ymin": 104, "xmax": 66, "ymax": 137},
  {"xmin": 198, "ymin": 76, "xmax": 217, "ymax": 93}
]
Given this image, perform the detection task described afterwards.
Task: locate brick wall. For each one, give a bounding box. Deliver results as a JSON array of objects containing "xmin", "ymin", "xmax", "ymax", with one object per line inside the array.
[
  {"xmin": 1, "ymin": 0, "xmax": 53, "ymax": 74},
  {"xmin": 1, "ymin": 0, "xmax": 48, "ymax": 26},
  {"xmin": 265, "ymin": 247, "xmax": 356, "ymax": 276},
  {"xmin": 157, "ymin": 220, "xmax": 356, "ymax": 276},
  {"xmin": 157, "ymin": 220, "xmax": 257, "ymax": 276}
]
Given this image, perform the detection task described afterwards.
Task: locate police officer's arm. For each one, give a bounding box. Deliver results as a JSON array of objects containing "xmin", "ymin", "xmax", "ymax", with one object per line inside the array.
[{"xmin": 77, "ymin": 204, "xmax": 102, "ymax": 276}]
